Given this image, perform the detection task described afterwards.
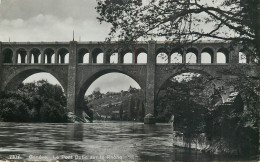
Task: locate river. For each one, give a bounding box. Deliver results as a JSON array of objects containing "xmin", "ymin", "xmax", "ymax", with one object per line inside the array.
[{"xmin": 0, "ymin": 122, "xmax": 255, "ymax": 161}]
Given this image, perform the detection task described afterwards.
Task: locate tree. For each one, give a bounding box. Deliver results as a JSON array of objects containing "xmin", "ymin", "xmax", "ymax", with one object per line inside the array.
[
  {"xmin": 0, "ymin": 80, "xmax": 68, "ymax": 122},
  {"xmin": 156, "ymin": 73, "xmax": 211, "ymax": 137},
  {"xmin": 92, "ymin": 87, "xmax": 102, "ymax": 99},
  {"xmin": 96, "ymin": 0, "xmax": 259, "ymax": 58}
]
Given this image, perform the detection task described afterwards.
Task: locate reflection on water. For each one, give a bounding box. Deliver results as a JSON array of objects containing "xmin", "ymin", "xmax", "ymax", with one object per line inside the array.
[{"xmin": 0, "ymin": 122, "xmax": 254, "ymax": 161}]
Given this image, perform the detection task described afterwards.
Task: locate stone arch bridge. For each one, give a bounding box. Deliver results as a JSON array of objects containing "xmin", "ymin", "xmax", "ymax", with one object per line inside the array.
[{"xmin": 0, "ymin": 41, "xmax": 257, "ymax": 123}]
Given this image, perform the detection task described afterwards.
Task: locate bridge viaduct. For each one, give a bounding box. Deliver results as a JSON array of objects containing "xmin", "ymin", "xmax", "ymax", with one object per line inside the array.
[{"xmin": 0, "ymin": 41, "xmax": 257, "ymax": 123}]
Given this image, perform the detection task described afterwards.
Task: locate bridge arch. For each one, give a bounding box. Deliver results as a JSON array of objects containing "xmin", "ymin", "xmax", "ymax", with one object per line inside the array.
[
  {"xmin": 16, "ymin": 48, "xmax": 27, "ymax": 64},
  {"xmin": 77, "ymin": 69, "xmax": 145, "ymax": 108},
  {"xmin": 43, "ymin": 48, "xmax": 55, "ymax": 64},
  {"xmin": 91, "ymin": 48, "xmax": 103, "ymax": 64},
  {"xmin": 136, "ymin": 48, "xmax": 147, "ymax": 64},
  {"xmin": 201, "ymin": 47, "xmax": 214, "ymax": 63},
  {"xmin": 239, "ymin": 49, "xmax": 250, "ymax": 64},
  {"xmin": 170, "ymin": 49, "xmax": 183, "ymax": 63},
  {"xmin": 3, "ymin": 68, "xmax": 67, "ymax": 95},
  {"xmin": 29, "ymin": 48, "xmax": 41, "ymax": 64},
  {"xmin": 2, "ymin": 48, "xmax": 13, "ymax": 63},
  {"xmin": 78, "ymin": 48, "xmax": 90, "ymax": 63},
  {"xmin": 57, "ymin": 48, "xmax": 69, "ymax": 64},
  {"xmin": 104, "ymin": 48, "xmax": 118, "ymax": 64},
  {"xmin": 186, "ymin": 47, "xmax": 198, "ymax": 63},
  {"xmin": 119, "ymin": 48, "xmax": 133, "ymax": 64},
  {"xmin": 217, "ymin": 48, "xmax": 229, "ymax": 63},
  {"xmin": 156, "ymin": 48, "xmax": 168, "ymax": 64},
  {"xmin": 155, "ymin": 68, "xmax": 213, "ymax": 98}
]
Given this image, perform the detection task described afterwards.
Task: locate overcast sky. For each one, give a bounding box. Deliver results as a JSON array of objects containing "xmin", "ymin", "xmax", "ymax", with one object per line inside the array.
[
  {"xmin": 0, "ymin": 0, "xmax": 111, "ymax": 41},
  {"xmin": 0, "ymin": 0, "xmax": 141, "ymax": 95}
]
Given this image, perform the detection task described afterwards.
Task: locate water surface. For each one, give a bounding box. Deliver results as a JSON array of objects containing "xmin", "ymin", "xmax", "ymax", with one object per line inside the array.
[{"xmin": 0, "ymin": 122, "xmax": 254, "ymax": 161}]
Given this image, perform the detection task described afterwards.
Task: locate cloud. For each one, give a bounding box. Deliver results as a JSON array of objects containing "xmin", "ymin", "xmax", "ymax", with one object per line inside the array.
[
  {"xmin": 0, "ymin": 14, "xmax": 110, "ymax": 41},
  {"xmin": 0, "ymin": 0, "xmax": 110, "ymax": 41},
  {"xmin": 0, "ymin": 0, "xmax": 98, "ymax": 20}
]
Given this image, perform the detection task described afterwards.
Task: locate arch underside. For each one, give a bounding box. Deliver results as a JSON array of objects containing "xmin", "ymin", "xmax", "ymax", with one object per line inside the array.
[
  {"xmin": 155, "ymin": 64, "xmax": 230, "ymax": 96},
  {"xmin": 1, "ymin": 65, "xmax": 68, "ymax": 94},
  {"xmin": 76, "ymin": 65, "xmax": 147, "ymax": 106}
]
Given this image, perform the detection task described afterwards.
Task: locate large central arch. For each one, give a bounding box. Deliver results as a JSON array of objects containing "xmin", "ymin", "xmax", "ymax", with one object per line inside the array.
[{"xmin": 76, "ymin": 69, "xmax": 145, "ymax": 109}]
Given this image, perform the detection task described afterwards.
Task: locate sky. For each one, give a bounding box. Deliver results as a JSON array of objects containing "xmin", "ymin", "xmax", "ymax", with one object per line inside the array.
[
  {"xmin": 0, "ymin": 0, "xmax": 110, "ymax": 42},
  {"xmin": 0, "ymin": 0, "xmax": 142, "ymax": 95}
]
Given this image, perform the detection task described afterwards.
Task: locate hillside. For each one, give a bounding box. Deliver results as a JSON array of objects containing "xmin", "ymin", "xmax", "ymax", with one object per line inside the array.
[{"xmin": 85, "ymin": 87, "xmax": 145, "ymax": 121}]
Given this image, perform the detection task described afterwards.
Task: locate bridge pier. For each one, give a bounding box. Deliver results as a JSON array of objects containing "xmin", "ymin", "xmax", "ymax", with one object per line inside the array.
[
  {"xmin": 0, "ymin": 42, "xmax": 2, "ymax": 91},
  {"xmin": 144, "ymin": 41, "xmax": 156, "ymax": 124},
  {"xmin": 67, "ymin": 41, "xmax": 78, "ymax": 115}
]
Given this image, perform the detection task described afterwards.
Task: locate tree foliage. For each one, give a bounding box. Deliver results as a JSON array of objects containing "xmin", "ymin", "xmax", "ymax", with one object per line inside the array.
[
  {"xmin": 92, "ymin": 87, "xmax": 102, "ymax": 100},
  {"xmin": 156, "ymin": 73, "xmax": 213, "ymax": 138},
  {"xmin": 96, "ymin": 0, "xmax": 259, "ymax": 58},
  {"xmin": 157, "ymin": 73, "xmax": 258, "ymax": 155},
  {"xmin": 0, "ymin": 80, "xmax": 68, "ymax": 122}
]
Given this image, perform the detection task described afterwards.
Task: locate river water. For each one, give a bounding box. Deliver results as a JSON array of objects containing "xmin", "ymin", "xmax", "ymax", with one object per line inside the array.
[{"xmin": 0, "ymin": 122, "xmax": 255, "ymax": 161}]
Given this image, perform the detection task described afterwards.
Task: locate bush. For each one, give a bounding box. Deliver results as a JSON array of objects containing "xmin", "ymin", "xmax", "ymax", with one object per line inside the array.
[
  {"xmin": 0, "ymin": 80, "xmax": 68, "ymax": 123},
  {"xmin": 206, "ymin": 104, "xmax": 259, "ymax": 156}
]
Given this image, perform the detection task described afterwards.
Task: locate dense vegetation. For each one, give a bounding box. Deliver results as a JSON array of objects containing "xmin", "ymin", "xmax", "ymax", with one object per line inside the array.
[
  {"xmin": 156, "ymin": 73, "xmax": 258, "ymax": 156},
  {"xmin": 0, "ymin": 80, "xmax": 68, "ymax": 122}
]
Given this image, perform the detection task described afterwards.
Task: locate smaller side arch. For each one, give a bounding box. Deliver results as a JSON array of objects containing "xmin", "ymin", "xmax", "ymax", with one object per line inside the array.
[
  {"xmin": 4, "ymin": 68, "xmax": 68, "ymax": 95},
  {"xmin": 2, "ymin": 48, "xmax": 14, "ymax": 63},
  {"xmin": 201, "ymin": 47, "xmax": 214, "ymax": 63},
  {"xmin": 136, "ymin": 48, "xmax": 147, "ymax": 64},
  {"xmin": 239, "ymin": 49, "xmax": 250, "ymax": 64},
  {"xmin": 57, "ymin": 48, "xmax": 69, "ymax": 64},
  {"xmin": 186, "ymin": 47, "xmax": 198, "ymax": 63},
  {"xmin": 16, "ymin": 48, "xmax": 28, "ymax": 64},
  {"xmin": 156, "ymin": 48, "xmax": 169, "ymax": 64},
  {"xmin": 217, "ymin": 48, "xmax": 229, "ymax": 63},
  {"xmin": 91, "ymin": 48, "xmax": 103, "ymax": 64},
  {"xmin": 43, "ymin": 48, "xmax": 55, "ymax": 64},
  {"xmin": 170, "ymin": 49, "xmax": 183, "ymax": 64},
  {"xmin": 30, "ymin": 48, "xmax": 41, "ymax": 64},
  {"xmin": 78, "ymin": 48, "xmax": 90, "ymax": 63}
]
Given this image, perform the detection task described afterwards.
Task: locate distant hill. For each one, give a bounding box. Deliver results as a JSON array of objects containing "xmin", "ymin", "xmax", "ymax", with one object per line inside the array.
[{"xmin": 85, "ymin": 86, "xmax": 145, "ymax": 121}]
